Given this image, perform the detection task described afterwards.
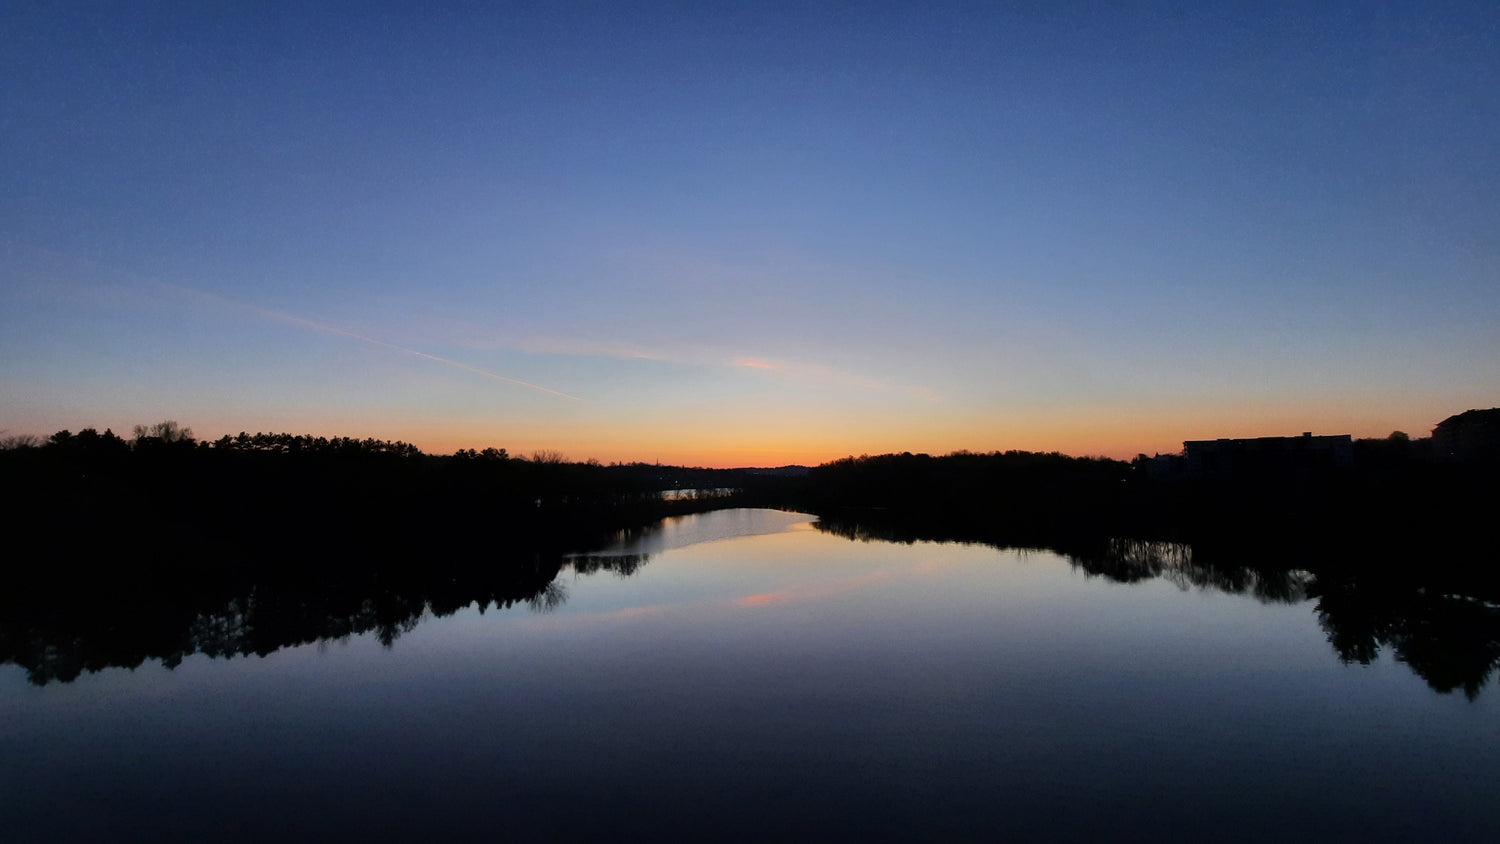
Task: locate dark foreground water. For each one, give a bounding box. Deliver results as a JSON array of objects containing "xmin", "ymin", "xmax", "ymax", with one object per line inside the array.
[{"xmin": 4, "ymin": 509, "xmax": 1497, "ymax": 841}]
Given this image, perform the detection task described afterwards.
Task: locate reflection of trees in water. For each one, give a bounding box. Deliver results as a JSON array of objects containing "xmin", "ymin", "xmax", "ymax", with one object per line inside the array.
[
  {"xmin": 7, "ymin": 508, "xmax": 1498, "ymax": 699},
  {"xmin": 1312, "ymin": 577, "xmax": 1500, "ymax": 700},
  {"xmin": 815, "ymin": 512, "xmax": 1499, "ymax": 699},
  {"xmin": 814, "ymin": 516, "xmax": 1308, "ymax": 603},
  {"xmin": 0, "ymin": 427, "xmax": 749, "ymax": 685},
  {"xmin": 0, "ymin": 550, "xmax": 650, "ymax": 686},
  {"xmin": 527, "ymin": 580, "xmax": 568, "ymax": 613},
  {"xmin": 1074, "ymin": 538, "xmax": 1313, "ymax": 605},
  {"xmin": 567, "ymin": 553, "xmax": 649, "ymax": 578}
]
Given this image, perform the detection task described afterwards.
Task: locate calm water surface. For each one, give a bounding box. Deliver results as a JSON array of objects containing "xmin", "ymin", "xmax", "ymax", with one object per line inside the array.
[{"xmin": 4, "ymin": 509, "xmax": 1497, "ymax": 841}]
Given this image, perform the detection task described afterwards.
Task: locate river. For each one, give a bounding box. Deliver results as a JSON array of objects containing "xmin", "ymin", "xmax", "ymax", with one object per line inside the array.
[{"xmin": 3, "ymin": 509, "xmax": 1496, "ymax": 841}]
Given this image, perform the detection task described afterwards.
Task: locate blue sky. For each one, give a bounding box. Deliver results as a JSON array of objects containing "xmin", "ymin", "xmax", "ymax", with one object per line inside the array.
[{"xmin": 3, "ymin": 2, "xmax": 1496, "ymax": 464}]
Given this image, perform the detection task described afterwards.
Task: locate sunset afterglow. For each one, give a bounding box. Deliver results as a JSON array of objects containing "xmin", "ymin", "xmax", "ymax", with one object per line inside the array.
[{"xmin": 4, "ymin": 3, "xmax": 1495, "ymax": 466}]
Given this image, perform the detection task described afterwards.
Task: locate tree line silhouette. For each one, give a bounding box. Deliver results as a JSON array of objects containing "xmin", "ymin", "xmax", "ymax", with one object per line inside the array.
[
  {"xmin": 0, "ymin": 537, "xmax": 647, "ymax": 685},
  {"xmin": 0, "ymin": 422, "xmax": 775, "ymax": 563},
  {"xmin": 2, "ymin": 412, "xmax": 1497, "ymax": 695},
  {"xmin": 794, "ymin": 418, "xmax": 1500, "ymax": 590},
  {"xmin": 0, "ymin": 421, "xmax": 774, "ymax": 684}
]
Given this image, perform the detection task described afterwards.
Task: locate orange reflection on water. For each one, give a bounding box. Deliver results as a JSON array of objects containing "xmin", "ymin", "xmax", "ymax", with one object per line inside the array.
[
  {"xmin": 733, "ymin": 571, "xmax": 893, "ymax": 608},
  {"xmin": 736, "ymin": 593, "xmax": 782, "ymax": 606}
]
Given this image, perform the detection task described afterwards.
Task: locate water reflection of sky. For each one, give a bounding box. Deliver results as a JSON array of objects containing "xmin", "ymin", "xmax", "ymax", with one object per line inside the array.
[
  {"xmin": 579, "ymin": 507, "xmax": 815, "ymax": 557},
  {"xmin": 4, "ymin": 509, "xmax": 1497, "ymax": 841}
]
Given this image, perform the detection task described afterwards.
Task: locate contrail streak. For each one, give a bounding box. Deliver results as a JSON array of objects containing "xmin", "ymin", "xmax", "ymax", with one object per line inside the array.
[{"xmin": 165, "ymin": 283, "xmax": 583, "ymax": 401}]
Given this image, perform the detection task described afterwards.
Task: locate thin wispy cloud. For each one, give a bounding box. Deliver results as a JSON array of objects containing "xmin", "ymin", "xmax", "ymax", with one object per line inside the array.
[
  {"xmin": 729, "ymin": 355, "xmax": 942, "ymax": 401},
  {"xmin": 514, "ymin": 336, "xmax": 670, "ymax": 361},
  {"xmin": 162, "ymin": 283, "xmax": 583, "ymax": 401},
  {"xmin": 729, "ymin": 355, "xmax": 886, "ymax": 390},
  {"xmin": 399, "ymin": 312, "xmax": 939, "ymax": 399},
  {"xmin": 731, "ymin": 356, "xmax": 781, "ymax": 371},
  {"xmin": 405, "ymin": 316, "xmax": 672, "ymax": 362},
  {"xmin": 11, "ymin": 249, "xmax": 584, "ymax": 401}
]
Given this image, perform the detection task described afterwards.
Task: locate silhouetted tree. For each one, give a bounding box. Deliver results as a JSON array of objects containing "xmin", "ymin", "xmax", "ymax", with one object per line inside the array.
[
  {"xmin": 132, "ymin": 420, "xmax": 194, "ymax": 445},
  {"xmin": 1, "ymin": 432, "xmax": 44, "ymax": 449}
]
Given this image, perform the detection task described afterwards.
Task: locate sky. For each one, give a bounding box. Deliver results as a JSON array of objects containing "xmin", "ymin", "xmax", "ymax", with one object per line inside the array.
[{"xmin": 2, "ymin": 1, "xmax": 1496, "ymax": 467}]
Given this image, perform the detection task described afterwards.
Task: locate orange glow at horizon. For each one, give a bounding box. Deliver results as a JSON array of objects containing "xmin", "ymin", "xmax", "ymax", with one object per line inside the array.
[
  {"xmin": 149, "ymin": 392, "xmax": 1476, "ymax": 470},
  {"xmin": 399, "ymin": 414, "xmax": 1442, "ymax": 468}
]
